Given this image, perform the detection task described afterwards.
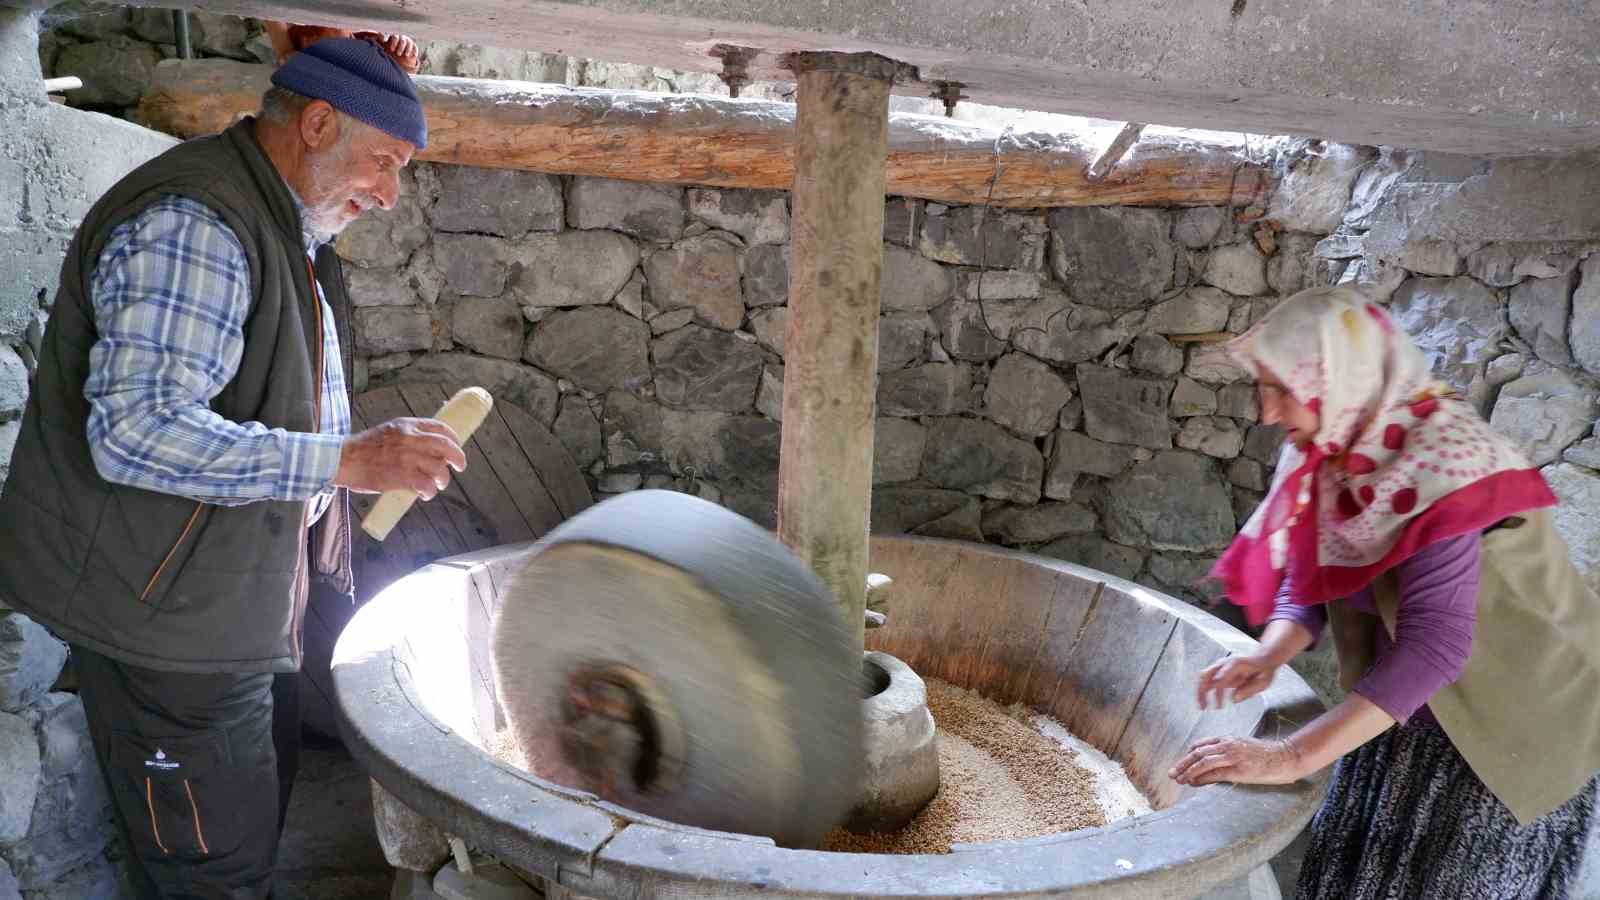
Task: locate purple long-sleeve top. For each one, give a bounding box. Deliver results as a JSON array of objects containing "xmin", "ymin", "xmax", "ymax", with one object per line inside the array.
[{"xmin": 1269, "ymin": 533, "xmax": 1480, "ymax": 724}]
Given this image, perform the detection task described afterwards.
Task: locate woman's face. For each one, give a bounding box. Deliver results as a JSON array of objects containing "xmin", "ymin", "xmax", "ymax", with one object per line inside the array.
[{"xmin": 1257, "ymin": 371, "xmax": 1320, "ymax": 447}]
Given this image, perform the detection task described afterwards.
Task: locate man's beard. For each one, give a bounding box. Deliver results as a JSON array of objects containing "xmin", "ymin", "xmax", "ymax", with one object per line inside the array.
[{"xmin": 302, "ymin": 139, "xmax": 377, "ymax": 242}]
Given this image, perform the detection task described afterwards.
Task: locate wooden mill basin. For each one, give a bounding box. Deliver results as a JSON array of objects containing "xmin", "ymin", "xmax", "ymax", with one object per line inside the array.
[{"xmin": 332, "ymin": 535, "xmax": 1327, "ymax": 898}]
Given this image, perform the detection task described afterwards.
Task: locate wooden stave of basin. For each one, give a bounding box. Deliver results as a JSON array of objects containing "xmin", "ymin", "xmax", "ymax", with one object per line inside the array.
[{"xmin": 332, "ymin": 535, "xmax": 1328, "ymax": 898}]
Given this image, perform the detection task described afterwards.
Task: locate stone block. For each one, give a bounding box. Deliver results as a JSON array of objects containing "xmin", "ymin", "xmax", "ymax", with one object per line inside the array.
[
  {"xmin": 983, "ymin": 501, "xmax": 1097, "ymax": 545},
  {"xmin": 1227, "ymin": 457, "xmax": 1268, "ymax": 491},
  {"xmin": 566, "ymin": 177, "xmax": 684, "ymax": 242},
  {"xmin": 1104, "ymin": 451, "xmax": 1235, "ymax": 552},
  {"xmin": 872, "ymin": 417, "xmax": 925, "ymax": 485},
  {"xmin": 1508, "ymin": 271, "xmax": 1577, "ymax": 365},
  {"xmin": 0, "ymin": 614, "xmax": 67, "ymax": 713},
  {"xmin": 371, "ymin": 780, "xmax": 450, "ymax": 872},
  {"xmin": 1057, "ymin": 396, "xmax": 1083, "ymax": 431},
  {"xmin": 878, "ymin": 312, "xmax": 933, "ymax": 372},
  {"xmin": 1395, "ymin": 240, "xmax": 1463, "ymax": 277},
  {"xmin": 644, "ymin": 236, "xmax": 743, "ymax": 330},
  {"xmin": 525, "ymin": 307, "xmax": 650, "ymax": 394},
  {"xmin": 390, "ymin": 354, "xmax": 557, "ymax": 426},
  {"xmin": 1171, "ymin": 377, "xmax": 1218, "ymax": 417},
  {"xmin": 983, "ymin": 352, "xmax": 1071, "ymax": 437},
  {"xmin": 1570, "ymin": 256, "xmax": 1600, "ymax": 376},
  {"xmin": 1242, "ymin": 424, "xmax": 1285, "ymax": 464},
  {"xmin": 1130, "ymin": 333, "xmax": 1184, "ymax": 376},
  {"xmin": 921, "ymin": 207, "xmax": 1045, "ymax": 271},
  {"xmin": 552, "ymin": 397, "xmax": 603, "ymax": 470},
  {"xmin": 1037, "ymin": 535, "xmax": 1145, "ymax": 583},
  {"xmin": 650, "ymin": 325, "xmax": 763, "ymax": 411},
  {"xmin": 1047, "ymin": 207, "xmax": 1174, "ymax": 308},
  {"xmin": 0, "ymin": 420, "xmax": 22, "ymax": 486},
  {"xmin": 747, "ymin": 307, "xmax": 787, "ymax": 356},
  {"xmin": 755, "ymin": 366, "xmax": 783, "ymax": 421},
  {"xmin": 451, "ymin": 297, "xmax": 524, "ymax": 360},
  {"xmin": 509, "ymin": 231, "xmax": 640, "ymax": 309},
  {"xmin": 956, "ymin": 269, "xmax": 1041, "ymax": 302},
  {"xmin": 0, "ymin": 710, "xmax": 40, "ymax": 844},
  {"xmin": 354, "ymin": 307, "xmax": 433, "ymax": 355},
  {"xmin": 334, "ymin": 172, "xmax": 430, "ymax": 269},
  {"xmin": 687, "ymin": 189, "xmax": 788, "ymax": 245},
  {"xmin": 869, "ymin": 488, "xmax": 982, "ymax": 541},
  {"xmin": 1267, "ymin": 144, "xmax": 1370, "ymax": 233},
  {"xmin": 883, "ymin": 198, "xmax": 921, "ymax": 248},
  {"xmin": 649, "ymin": 308, "xmax": 694, "ymax": 336},
  {"xmin": 1466, "ymin": 244, "xmax": 1521, "ymax": 287},
  {"xmin": 1077, "ymin": 364, "xmax": 1174, "ymax": 450},
  {"xmin": 881, "ymin": 245, "xmax": 952, "ymax": 311},
  {"xmin": 57, "ymin": 8, "xmax": 131, "ymax": 42},
  {"xmin": 1045, "ymin": 431, "xmax": 1142, "ymax": 499},
  {"xmin": 1544, "ymin": 463, "xmax": 1600, "ymax": 594},
  {"xmin": 0, "ymin": 346, "xmax": 28, "ymax": 421},
  {"xmin": 931, "ymin": 299, "xmax": 1006, "ymax": 362},
  {"xmin": 428, "ymin": 167, "xmax": 561, "ymax": 237},
  {"xmin": 1146, "ymin": 287, "xmax": 1231, "ymax": 335},
  {"xmin": 0, "ymin": 857, "xmax": 17, "ymax": 900},
  {"xmin": 344, "ymin": 266, "xmax": 419, "ymax": 308},
  {"xmin": 432, "ymin": 234, "xmax": 509, "ymax": 297},
  {"xmin": 1185, "ymin": 342, "xmax": 1251, "ymax": 384},
  {"xmin": 6, "ymin": 699, "xmax": 111, "ymax": 890},
  {"xmin": 1490, "ymin": 371, "xmax": 1598, "ymax": 467},
  {"xmin": 14, "ymin": 853, "xmax": 118, "ymax": 900},
  {"xmin": 920, "ymin": 417, "xmax": 1044, "ymax": 504},
  {"xmin": 1174, "ymin": 207, "xmax": 1232, "ymax": 250},
  {"xmin": 1564, "ymin": 437, "xmax": 1600, "ymax": 469},
  {"xmin": 984, "ymin": 294, "xmax": 1124, "ymax": 366},
  {"xmin": 1388, "ymin": 276, "xmax": 1507, "ymax": 390},
  {"xmin": 1176, "ymin": 416, "xmax": 1246, "ymax": 458},
  {"xmin": 743, "ymin": 244, "xmax": 788, "ymax": 308},
  {"xmin": 1202, "ymin": 244, "xmax": 1269, "ymax": 297},
  {"xmin": 1267, "ymin": 232, "xmax": 1324, "ymax": 296},
  {"xmin": 55, "ymin": 37, "xmax": 160, "ymax": 107},
  {"xmin": 876, "ymin": 363, "xmax": 973, "ymax": 418},
  {"xmin": 1217, "ymin": 383, "xmax": 1260, "ymax": 421},
  {"xmin": 0, "ymin": 227, "xmax": 69, "ymax": 343}
]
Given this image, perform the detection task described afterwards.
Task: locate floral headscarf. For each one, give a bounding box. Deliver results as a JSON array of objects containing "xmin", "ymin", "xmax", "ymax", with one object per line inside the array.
[{"xmin": 1210, "ymin": 285, "xmax": 1556, "ymax": 626}]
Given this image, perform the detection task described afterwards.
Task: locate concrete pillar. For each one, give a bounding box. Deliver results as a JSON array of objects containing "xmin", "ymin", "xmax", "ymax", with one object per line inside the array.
[{"xmin": 776, "ymin": 51, "xmax": 901, "ymax": 659}]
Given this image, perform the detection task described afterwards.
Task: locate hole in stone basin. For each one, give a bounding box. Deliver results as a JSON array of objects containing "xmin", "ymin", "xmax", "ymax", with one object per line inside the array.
[{"xmin": 861, "ymin": 657, "xmax": 891, "ymax": 699}]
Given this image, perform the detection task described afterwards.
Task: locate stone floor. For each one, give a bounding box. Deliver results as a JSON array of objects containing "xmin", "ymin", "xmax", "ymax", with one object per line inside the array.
[{"xmin": 274, "ymin": 746, "xmax": 393, "ymax": 900}]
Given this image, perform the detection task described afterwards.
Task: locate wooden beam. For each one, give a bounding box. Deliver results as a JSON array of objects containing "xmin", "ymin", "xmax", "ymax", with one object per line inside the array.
[{"xmin": 139, "ymin": 60, "xmax": 1273, "ymax": 209}]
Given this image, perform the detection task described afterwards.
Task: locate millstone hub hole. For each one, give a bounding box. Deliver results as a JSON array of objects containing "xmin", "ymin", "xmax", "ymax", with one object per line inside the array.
[
  {"xmin": 558, "ymin": 663, "xmax": 681, "ymax": 797},
  {"xmin": 862, "ymin": 657, "xmax": 891, "ymax": 699}
]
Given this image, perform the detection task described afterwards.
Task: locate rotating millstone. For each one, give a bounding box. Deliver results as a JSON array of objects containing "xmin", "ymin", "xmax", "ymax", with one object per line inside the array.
[{"xmin": 489, "ymin": 490, "xmax": 864, "ymax": 849}]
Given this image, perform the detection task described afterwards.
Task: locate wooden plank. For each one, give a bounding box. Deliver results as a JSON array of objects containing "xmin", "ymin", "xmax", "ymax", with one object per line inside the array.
[
  {"xmin": 1015, "ymin": 576, "xmax": 1102, "ymax": 717},
  {"xmin": 939, "ymin": 556, "xmax": 1019, "ymax": 697},
  {"xmin": 1113, "ymin": 621, "xmax": 1231, "ymax": 809},
  {"xmin": 396, "ymin": 382, "xmax": 537, "ymax": 548},
  {"xmin": 353, "ymin": 387, "xmax": 470, "ymax": 557},
  {"xmin": 138, "ymin": 60, "xmax": 1275, "ymax": 210},
  {"xmin": 468, "ymin": 404, "xmax": 565, "ymax": 537},
  {"xmin": 965, "ymin": 562, "xmax": 1073, "ymax": 707},
  {"xmin": 349, "ymin": 402, "xmax": 442, "ymax": 604},
  {"xmin": 495, "ymin": 401, "xmax": 593, "ymax": 521},
  {"xmin": 1050, "ymin": 584, "xmax": 1179, "ymax": 755},
  {"xmin": 863, "ymin": 539, "xmax": 961, "ymax": 677}
]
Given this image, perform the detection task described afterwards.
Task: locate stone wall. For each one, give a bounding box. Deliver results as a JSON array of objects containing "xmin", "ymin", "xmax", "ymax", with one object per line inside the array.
[
  {"xmin": 1, "ymin": 9, "xmax": 178, "ymax": 898},
  {"xmin": 338, "ymin": 159, "xmax": 1360, "ymax": 617}
]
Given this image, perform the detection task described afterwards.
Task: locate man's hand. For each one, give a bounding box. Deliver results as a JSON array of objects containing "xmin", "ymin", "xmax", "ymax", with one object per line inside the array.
[
  {"xmin": 333, "ymin": 418, "xmax": 465, "ymax": 499},
  {"xmin": 1168, "ymin": 736, "xmax": 1304, "ymax": 786},
  {"xmin": 1195, "ymin": 653, "xmax": 1278, "ymax": 710}
]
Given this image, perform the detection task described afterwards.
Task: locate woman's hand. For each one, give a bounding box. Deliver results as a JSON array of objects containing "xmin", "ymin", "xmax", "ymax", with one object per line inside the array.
[
  {"xmin": 1195, "ymin": 653, "xmax": 1277, "ymax": 710},
  {"xmin": 1168, "ymin": 736, "xmax": 1304, "ymax": 786}
]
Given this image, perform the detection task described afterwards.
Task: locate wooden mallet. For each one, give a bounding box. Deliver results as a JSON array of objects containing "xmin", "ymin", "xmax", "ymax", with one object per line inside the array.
[{"xmin": 360, "ymin": 386, "xmax": 494, "ymax": 541}]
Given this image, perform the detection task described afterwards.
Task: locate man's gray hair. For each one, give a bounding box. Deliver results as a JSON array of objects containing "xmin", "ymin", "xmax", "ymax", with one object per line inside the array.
[{"xmin": 259, "ymin": 86, "xmax": 313, "ymax": 127}]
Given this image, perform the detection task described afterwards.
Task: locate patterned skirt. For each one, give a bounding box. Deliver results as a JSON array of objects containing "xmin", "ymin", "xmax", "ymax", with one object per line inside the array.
[{"xmin": 1296, "ymin": 716, "xmax": 1595, "ymax": 900}]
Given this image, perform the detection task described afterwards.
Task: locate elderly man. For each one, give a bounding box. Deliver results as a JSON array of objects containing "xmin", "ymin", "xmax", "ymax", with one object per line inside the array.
[{"xmin": 0, "ymin": 39, "xmax": 460, "ymax": 898}]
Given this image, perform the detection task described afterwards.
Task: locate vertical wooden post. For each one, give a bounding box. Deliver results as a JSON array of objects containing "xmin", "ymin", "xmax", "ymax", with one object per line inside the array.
[{"xmin": 778, "ymin": 52, "xmax": 900, "ymax": 660}]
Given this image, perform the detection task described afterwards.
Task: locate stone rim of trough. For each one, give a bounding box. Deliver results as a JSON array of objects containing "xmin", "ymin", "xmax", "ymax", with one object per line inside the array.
[{"xmin": 331, "ymin": 535, "xmax": 1328, "ymax": 898}]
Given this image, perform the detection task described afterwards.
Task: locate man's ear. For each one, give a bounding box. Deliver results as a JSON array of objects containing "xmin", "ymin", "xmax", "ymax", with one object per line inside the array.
[{"xmin": 299, "ymin": 99, "xmax": 341, "ymax": 152}]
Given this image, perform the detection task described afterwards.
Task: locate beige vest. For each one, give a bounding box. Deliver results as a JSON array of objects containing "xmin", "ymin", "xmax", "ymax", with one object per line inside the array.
[{"xmin": 1328, "ymin": 509, "xmax": 1600, "ymax": 825}]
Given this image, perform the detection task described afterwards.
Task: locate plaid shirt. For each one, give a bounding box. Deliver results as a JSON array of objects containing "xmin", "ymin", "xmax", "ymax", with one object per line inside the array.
[{"xmin": 84, "ymin": 194, "xmax": 351, "ymax": 516}]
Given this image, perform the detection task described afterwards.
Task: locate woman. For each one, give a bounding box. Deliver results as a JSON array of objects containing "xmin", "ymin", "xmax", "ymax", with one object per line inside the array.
[
  {"xmin": 262, "ymin": 21, "xmax": 422, "ymax": 73},
  {"xmin": 1168, "ymin": 285, "xmax": 1599, "ymax": 898}
]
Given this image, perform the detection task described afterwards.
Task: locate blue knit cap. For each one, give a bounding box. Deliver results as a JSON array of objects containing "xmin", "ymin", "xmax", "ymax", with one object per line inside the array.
[{"xmin": 270, "ymin": 37, "xmax": 427, "ymax": 150}]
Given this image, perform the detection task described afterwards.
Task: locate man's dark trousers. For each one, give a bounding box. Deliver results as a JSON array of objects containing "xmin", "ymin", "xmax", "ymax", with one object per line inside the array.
[{"xmin": 72, "ymin": 646, "xmax": 303, "ymax": 900}]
